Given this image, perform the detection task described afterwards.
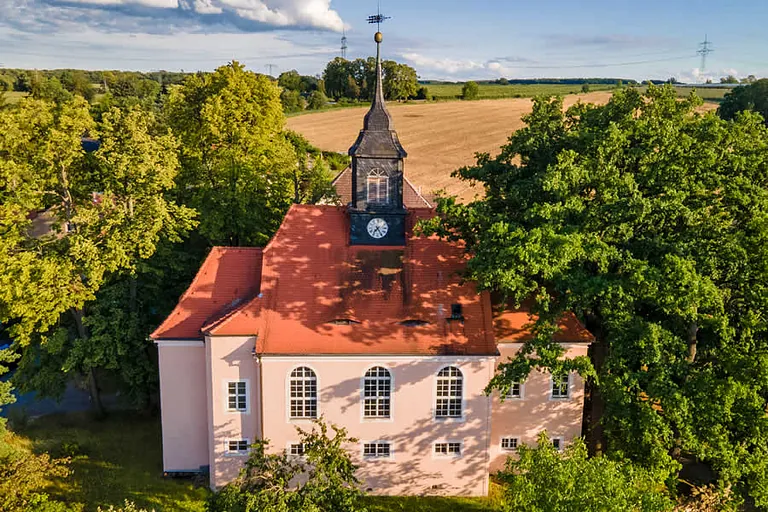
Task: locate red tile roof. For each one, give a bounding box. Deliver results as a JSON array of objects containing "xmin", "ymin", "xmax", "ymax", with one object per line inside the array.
[
  {"xmin": 151, "ymin": 247, "xmax": 263, "ymax": 340},
  {"xmin": 331, "ymin": 168, "xmax": 433, "ymax": 208},
  {"xmin": 494, "ymin": 310, "xmax": 594, "ymax": 343},
  {"xmin": 205, "ymin": 205, "xmax": 496, "ymax": 356}
]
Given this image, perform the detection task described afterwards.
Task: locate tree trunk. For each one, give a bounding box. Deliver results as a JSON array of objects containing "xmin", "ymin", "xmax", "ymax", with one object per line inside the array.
[
  {"xmin": 583, "ymin": 312, "xmax": 607, "ymax": 456},
  {"xmin": 686, "ymin": 321, "xmax": 698, "ymax": 364},
  {"xmin": 72, "ymin": 308, "xmax": 106, "ymax": 418}
]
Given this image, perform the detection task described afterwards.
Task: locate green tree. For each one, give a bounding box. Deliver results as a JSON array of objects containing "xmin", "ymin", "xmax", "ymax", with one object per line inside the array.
[
  {"xmin": 720, "ymin": 75, "xmax": 739, "ymax": 84},
  {"xmin": 497, "ymin": 434, "xmax": 674, "ymax": 512},
  {"xmin": 60, "ymin": 70, "xmax": 96, "ymax": 101},
  {"xmin": 280, "ymin": 89, "xmax": 305, "ymax": 113},
  {"xmin": 0, "ymin": 99, "xmax": 195, "ymax": 414},
  {"xmin": 208, "ymin": 418, "xmax": 364, "ymax": 512},
  {"xmin": 278, "ymin": 70, "xmax": 302, "ymax": 92},
  {"xmin": 323, "ymin": 58, "xmax": 353, "ymax": 101},
  {"xmin": 462, "ymin": 81, "xmax": 479, "ymax": 100},
  {"xmin": 307, "ymin": 90, "xmax": 328, "ymax": 110},
  {"xmin": 284, "ymin": 132, "xmax": 337, "ymax": 204},
  {"xmin": 382, "ymin": 61, "xmax": 418, "ymax": 101},
  {"xmin": 581, "ymin": 83, "xmax": 591, "ymax": 93},
  {"xmin": 718, "ymin": 78, "xmax": 768, "ymax": 126},
  {"xmin": 420, "ymin": 86, "xmax": 768, "ymax": 504},
  {"xmin": 166, "ymin": 61, "xmax": 297, "ymax": 246}
]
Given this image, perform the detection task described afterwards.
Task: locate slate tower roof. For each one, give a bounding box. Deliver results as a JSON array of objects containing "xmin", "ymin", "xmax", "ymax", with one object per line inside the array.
[{"xmin": 348, "ymin": 32, "xmax": 407, "ymax": 159}]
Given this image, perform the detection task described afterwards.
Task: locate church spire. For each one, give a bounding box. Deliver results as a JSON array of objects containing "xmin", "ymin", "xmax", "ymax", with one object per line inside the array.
[{"xmin": 348, "ymin": 30, "xmax": 407, "ymax": 158}]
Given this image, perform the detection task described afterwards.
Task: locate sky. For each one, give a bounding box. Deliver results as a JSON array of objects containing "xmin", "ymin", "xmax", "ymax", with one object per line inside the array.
[{"xmin": 1, "ymin": 0, "xmax": 767, "ymax": 82}]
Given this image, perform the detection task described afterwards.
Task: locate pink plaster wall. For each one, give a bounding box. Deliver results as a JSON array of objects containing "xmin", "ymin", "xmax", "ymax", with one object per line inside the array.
[
  {"xmin": 489, "ymin": 343, "xmax": 590, "ymax": 472},
  {"xmin": 157, "ymin": 343, "xmax": 209, "ymax": 472},
  {"xmin": 259, "ymin": 356, "xmax": 496, "ymax": 496},
  {"xmin": 206, "ymin": 336, "xmax": 261, "ymax": 488}
]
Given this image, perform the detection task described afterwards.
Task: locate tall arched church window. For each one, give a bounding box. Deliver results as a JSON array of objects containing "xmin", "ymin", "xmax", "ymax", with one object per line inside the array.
[
  {"xmin": 289, "ymin": 367, "xmax": 317, "ymax": 419},
  {"xmin": 367, "ymin": 168, "xmax": 389, "ymax": 205},
  {"xmin": 363, "ymin": 366, "xmax": 391, "ymax": 418},
  {"xmin": 435, "ymin": 366, "xmax": 463, "ymax": 418}
]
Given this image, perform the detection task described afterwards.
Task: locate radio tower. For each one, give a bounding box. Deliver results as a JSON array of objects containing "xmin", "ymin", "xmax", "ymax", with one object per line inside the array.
[
  {"xmin": 697, "ymin": 35, "xmax": 714, "ymax": 74},
  {"xmin": 341, "ymin": 28, "xmax": 348, "ymax": 59}
]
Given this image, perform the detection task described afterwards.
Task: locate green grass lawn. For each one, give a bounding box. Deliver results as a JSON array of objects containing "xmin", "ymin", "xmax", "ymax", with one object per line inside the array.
[
  {"xmin": 3, "ymin": 91, "xmax": 27, "ymax": 104},
  {"xmin": 12, "ymin": 412, "xmax": 501, "ymax": 511}
]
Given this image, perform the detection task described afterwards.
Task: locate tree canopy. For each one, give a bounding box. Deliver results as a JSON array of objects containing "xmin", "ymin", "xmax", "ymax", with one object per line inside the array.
[
  {"xmin": 421, "ymin": 85, "xmax": 768, "ymax": 504},
  {"xmin": 719, "ymin": 78, "xmax": 768, "ymax": 127}
]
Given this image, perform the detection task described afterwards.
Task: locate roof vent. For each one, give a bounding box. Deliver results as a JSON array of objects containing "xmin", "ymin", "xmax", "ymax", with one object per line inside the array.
[
  {"xmin": 400, "ymin": 319, "xmax": 429, "ymax": 327},
  {"xmin": 328, "ymin": 319, "xmax": 361, "ymax": 325}
]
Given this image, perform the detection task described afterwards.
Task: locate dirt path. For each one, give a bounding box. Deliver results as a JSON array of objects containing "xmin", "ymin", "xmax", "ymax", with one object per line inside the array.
[{"xmin": 288, "ymin": 92, "xmax": 614, "ymax": 202}]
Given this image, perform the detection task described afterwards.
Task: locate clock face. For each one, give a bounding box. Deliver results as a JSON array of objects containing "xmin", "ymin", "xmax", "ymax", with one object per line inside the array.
[{"xmin": 367, "ymin": 217, "xmax": 389, "ymax": 239}]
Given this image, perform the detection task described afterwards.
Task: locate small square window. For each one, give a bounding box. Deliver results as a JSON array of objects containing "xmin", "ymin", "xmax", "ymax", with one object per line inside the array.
[
  {"xmin": 363, "ymin": 442, "xmax": 391, "ymax": 458},
  {"xmin": 552, "ymin": 438, "xmax": 562, "ymax": 451},
  {"xmin": 501, "ymin": 437, "xmax": 518, "ymax": 451},
  {"xmin": 506, "ymin": 382, "xmax": 522, "ymax": 399},
  {"xmin": 289, "ymin": 443, "xmax": 305, "ymax": 456},
  {"xmin": 227, "ymin": 440, "xmax": 249, "ymax": 454},
  {"xmin": 434, "ymin": 442, "xmax": 462, "ymax": 456}
]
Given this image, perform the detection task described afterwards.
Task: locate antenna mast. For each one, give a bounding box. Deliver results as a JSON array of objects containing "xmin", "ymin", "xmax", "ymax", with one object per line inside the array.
[
  {"xmin": 697, "ymin": 35, "xmax": 714, "ymax": 76},
  {"xmin": 265, "ymin": 64, "xmax": 276, "ymax": 77}
]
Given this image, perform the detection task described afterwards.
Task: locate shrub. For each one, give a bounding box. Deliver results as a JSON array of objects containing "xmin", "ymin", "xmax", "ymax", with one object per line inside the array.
[
  {"xmin": 307, "ymin": 90, "xmax": 328, "ymax": 110},
  {"xmin": 208, "ymin": 418, "xmax": 365, "ymax": 512},
  {"xmin": 581, "ymin": 83, "xmax": 591, "ymax": 93},
  {"xmin": 98, "ymin": 501, "xmax": 155, "ymax": 512},
  {"xmin": 416, "ymin": 86, "xmax": 430, "ymax": 100},
  {"xmin": 461, "ymin": 81, "xmax": 479, "ymax": 100},
  {"xmin": 496, "ymin": 433, "xmax": 674, "ymax": 512}
]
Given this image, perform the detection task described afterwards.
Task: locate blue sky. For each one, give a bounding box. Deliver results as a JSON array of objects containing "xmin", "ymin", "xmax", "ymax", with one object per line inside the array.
[{"xmin": 1, "ymin": 0, "xmax": 766, "ymax": 82}]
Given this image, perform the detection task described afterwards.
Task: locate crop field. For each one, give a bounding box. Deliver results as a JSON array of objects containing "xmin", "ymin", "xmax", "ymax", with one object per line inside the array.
[
  {"xmin": 288, "ymin": 89, "xmax": 722, "ymax": 202},
  {"xmin": 288, "ymin": 91, "xmax": 616, "ymax": 202},
  {"xmin": 425, "ymin": 82, "xmax": 616, "ymax": 100}
]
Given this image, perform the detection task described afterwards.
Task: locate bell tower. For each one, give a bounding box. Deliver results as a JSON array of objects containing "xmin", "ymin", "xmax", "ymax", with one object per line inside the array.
[{"xmin": 348, "ymin": 18, "xmax": 408, "ymax": 246}]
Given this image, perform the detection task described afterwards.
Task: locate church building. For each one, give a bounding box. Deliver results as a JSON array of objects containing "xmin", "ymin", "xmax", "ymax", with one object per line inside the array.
[{"xmin": 151, "ymin": 31, "xmax": 593, "ymax": 496}]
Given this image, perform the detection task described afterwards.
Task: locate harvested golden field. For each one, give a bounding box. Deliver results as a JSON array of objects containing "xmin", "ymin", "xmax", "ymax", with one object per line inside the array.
[
  {"xmin": 289, "ymin": 92, "xmax": 719, "ymax": 202},
  {"xmin": 288, "ymin": 92, "xmax": 616, "ymax": 202}
]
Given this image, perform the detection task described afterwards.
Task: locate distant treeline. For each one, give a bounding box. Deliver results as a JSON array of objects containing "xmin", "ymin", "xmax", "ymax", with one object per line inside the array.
[
  {"xmin": 0, "ymin": 68, "xmax": 190, "ymax": 94},
  {"xmin": 421, "ymin": 78, "xmax": 640, "ymax": 86}
]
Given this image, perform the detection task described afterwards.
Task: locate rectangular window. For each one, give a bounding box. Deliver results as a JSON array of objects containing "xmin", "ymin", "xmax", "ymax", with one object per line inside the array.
[
  {"xmin": 552, "ymin": 438, "xmax": 562, "ymax": 451},
  {"xmin": 434, "ymin": 442, "xmax": 462, "ymax": 456},
  {"xmin": 226, "ymin": 439, "xmax": 249, "ymax": 455},
  {"xmin": 450, "ymin": 303, "xmax": 463, "ymax": 319},
  {"xmin": 289, "ymin": 443, "xmax": 305, "ymax": 456},
  {"xmin": 227, "ymin": 381, "xmax": 248, "ymax": 412},
  {"xmin": 367, "ymin": 172, "xmax": 389, "ymax": 204},
  {"xmin": 551, "ymin": 373, "xmax": 570, "ymax": 399},
  {"xmin": 506, "ymin": 382, "xmax": 522, "ymax": 399},
  {"xmin": 363, "ymin": 442, "xmax": 391, "ymax": 459},
  {"xmin": 500, "ymin": 437, "xmax": 518, "ymax": 451}
]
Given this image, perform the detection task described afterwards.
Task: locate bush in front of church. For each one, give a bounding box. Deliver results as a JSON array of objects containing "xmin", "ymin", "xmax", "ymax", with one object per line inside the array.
[{"xmin": 207, "ymin": 418, "xmax": 365, "ymax": 512}]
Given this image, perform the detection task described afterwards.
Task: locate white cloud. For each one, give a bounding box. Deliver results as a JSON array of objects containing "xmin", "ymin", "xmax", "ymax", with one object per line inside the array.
[
  {"xmin": 401, "ymin": 52, "xmax": 526, "ymax": 80},
  {"xmin": 21, "ymin": 0, "xmax": 345, "ymax": 32}
]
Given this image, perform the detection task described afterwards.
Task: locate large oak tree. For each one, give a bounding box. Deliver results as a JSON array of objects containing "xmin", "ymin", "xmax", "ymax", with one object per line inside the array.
[{"xmin": 421, "ymin": 86, "xmax": 768, "ymax": 504}]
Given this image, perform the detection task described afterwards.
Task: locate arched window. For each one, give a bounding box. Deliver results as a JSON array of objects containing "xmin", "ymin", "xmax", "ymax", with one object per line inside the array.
[
  {"xmin": 289, "ymin": 367, "xmax": 317, "ymax": 419},
  {"xmin": 435, "ymin": 366, "xmax": 463, "ymax": 418},
  {"xmin": 363, "ymin": 366, "xmax": 391, "ymax": 418},
  {"xmin": 367, "ymin": 168, "xmax": 389, "ymax": 205}
]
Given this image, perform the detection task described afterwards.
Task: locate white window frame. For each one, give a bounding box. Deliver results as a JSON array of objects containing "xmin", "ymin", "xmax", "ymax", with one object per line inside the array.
[
  {"xmin": 432, "ymin": 440, "xmax": 463, "ymax": 459},
  {"xmin": 551, "ymin": 436, "xmax": 565, "ymax": 452},
  {"xmin": 505, "ymin": 381, "xmax": 525, "ymax": 400},
  {"xmin": 433, "ymin": 366, "xmax": 465, "ymax": 422},
  {"xmin": 224, "ymin": 379, "xmax": 250, "ymax": 414},
  {"xmin": 360, "ymin": 365, "xmax": 394, "ymax": 422},
  {"xmin": 366, "ymin": 168, "xmax": 389, "ymax": 205},
  {"xmin": 287, "ymin": 365, "xmax": 319, "ymax": 422},
  {"xmin": 500, "ymin": 436, "xmax": 520, "ymax": 452},
  {"xmin": 224, "ymin": 438, "xmax": 250, "ymax": 456},
  {"xmin": 361, "ymin": 440, "xmax": 394, "ymax": 460},
  {"xmin": 550, "ymin": 372, "xmax": 570, "ymax": 400},
  {"xmin": 286, "ymin": 442, "xmax": 307, "ymax": 459}
]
